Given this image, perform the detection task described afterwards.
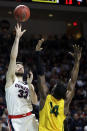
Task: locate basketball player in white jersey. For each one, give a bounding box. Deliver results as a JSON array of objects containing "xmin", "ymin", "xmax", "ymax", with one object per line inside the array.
[{"xmin": 5, "ymin": 23, "xmax": 38, "ymax": 131}]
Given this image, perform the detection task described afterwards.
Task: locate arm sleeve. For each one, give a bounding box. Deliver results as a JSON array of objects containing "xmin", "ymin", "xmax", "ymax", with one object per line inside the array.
[{"xmin": 34, "ymin": 51, "xmax": 44, "ymax": 76}]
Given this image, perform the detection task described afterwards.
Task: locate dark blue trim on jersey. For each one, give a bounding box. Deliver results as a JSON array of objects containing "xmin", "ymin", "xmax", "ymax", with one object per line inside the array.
[{"xmin": 9, "ymin": 119, "xmax": 15, "ymax": 131}]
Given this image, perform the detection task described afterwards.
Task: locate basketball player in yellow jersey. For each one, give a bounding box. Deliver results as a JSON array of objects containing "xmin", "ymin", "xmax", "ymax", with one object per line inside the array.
[{"xmin": 35, "ymin": 39, "xmax": 82, "ymax": 131}]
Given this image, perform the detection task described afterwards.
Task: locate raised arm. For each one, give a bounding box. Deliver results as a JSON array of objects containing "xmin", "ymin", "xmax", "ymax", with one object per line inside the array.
[
  {"xmin": 35, "ymin": 39, "xmax": 48, "ymax": 110},
  {"xmin": 64, "ymin": 45, "xmax": 82, "ymax": 114},
  {"xmin": 5, "ymin": 24, "xmax": 26, "ymax": 88}
]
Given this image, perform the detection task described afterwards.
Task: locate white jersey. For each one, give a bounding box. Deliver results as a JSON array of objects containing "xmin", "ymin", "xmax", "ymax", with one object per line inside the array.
[{"xmin": 5, "ymin": 77, "xmax": 33, "ymax": 115}]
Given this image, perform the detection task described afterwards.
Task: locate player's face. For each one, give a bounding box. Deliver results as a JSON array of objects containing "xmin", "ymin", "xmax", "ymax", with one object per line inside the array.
[{"xmin": 15, "ymin": 64, "xmax": 24, "ymax": 74}]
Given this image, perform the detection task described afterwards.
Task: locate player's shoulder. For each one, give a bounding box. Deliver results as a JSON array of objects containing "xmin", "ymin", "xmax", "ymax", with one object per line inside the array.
[
  {"xmin": 5, "ymin": 75, "xmax": 17, "ymax": 89},
  {"xmin": 42, "ymin": 94, "xmax": 50, "ymax": 103}
]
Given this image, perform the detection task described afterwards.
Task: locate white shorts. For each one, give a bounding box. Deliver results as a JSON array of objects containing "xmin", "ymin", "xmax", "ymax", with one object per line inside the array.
[{"xmin": 8, "ymin": 114, "xmax": 38, "ymax": 131}]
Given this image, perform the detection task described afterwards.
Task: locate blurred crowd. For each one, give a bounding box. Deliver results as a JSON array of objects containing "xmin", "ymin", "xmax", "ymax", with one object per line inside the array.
[{"xmin": 0, "ymin": 20, "xmax": 87, "ymax": 131}]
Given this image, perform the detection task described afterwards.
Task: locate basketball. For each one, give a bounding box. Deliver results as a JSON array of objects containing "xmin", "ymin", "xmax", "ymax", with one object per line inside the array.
[{"xmin": 14, "ymin": 5, "xmax": 30, "ymax": 22}]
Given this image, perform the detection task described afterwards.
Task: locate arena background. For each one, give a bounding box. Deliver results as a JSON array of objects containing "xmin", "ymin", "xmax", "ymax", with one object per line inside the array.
[{"xmin": 0, "ymin": 0, "xmax": 87, "ymax": 131}]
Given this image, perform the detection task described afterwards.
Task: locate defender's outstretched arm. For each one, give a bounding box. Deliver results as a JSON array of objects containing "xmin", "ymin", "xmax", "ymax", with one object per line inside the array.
[
  {"xmin": 64, "ymin": 45, "xmax": 82, "ymax": 114},
  {"xmin": 35, "ymin": 39, "xmax": 48, "ymax": 110}
]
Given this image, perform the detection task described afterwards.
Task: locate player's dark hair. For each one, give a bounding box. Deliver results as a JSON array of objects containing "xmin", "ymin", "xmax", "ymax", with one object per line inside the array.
[
  {"xmin": 15, "ymin": 72, "xmax": 24, "ymax": 77},
  {"xmin": 16, "ymin": 62, "xmax": 23, "ymax": 65},
  {"xmin": 51, "ymin": 81, "xmax": 67, "ymax": 100}
]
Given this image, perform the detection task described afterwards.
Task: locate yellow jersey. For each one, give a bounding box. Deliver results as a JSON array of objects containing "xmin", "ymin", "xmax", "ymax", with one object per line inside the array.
[{"xmin": 39, "ymin": 94, "xmax": 66, "ymax": 131}]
